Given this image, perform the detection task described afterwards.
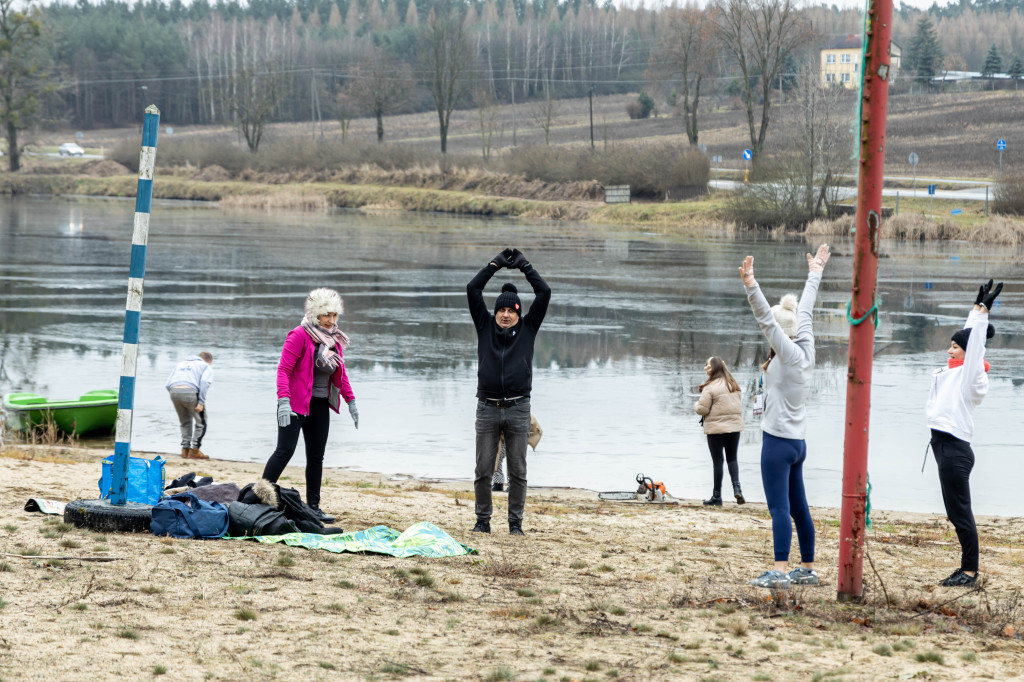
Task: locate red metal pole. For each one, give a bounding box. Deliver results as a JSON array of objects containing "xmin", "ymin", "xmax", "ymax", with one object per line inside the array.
[{"xmin": 837, "ymin": 0, "xmax": 894, "ymax": 601}]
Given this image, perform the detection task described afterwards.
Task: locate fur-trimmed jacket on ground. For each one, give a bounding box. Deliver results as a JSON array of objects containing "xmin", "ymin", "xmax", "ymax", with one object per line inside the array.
[{"xmin": 695, "ymin": 378, "xmax": 744, "ymax": 435}]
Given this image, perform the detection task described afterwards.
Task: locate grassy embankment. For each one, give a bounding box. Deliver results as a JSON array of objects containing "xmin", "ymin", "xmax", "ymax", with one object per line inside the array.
[{"xmin": 6, "ymin": 88, "xmax": 1024, "ymax": 242}]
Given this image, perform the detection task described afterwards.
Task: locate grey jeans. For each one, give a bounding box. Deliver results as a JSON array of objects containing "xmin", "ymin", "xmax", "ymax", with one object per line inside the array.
[
  {"xmin": 474, "ymin": 399, "xmax": 530, "ymax": 523},
  {"xmin": 169, "ymin": 387, "xmax": 206, "ymax": 449}
]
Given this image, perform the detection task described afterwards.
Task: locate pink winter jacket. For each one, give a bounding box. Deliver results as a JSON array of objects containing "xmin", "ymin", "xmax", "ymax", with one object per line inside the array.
[{"xmin": 276, "ymin": 326, "xmax": 355, "ymax": 416}]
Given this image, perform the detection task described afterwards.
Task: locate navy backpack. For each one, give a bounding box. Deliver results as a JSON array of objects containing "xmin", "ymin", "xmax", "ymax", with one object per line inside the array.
[{"xmin": 151, "ymin": 491, "xmax": 229, "ymax": 539}]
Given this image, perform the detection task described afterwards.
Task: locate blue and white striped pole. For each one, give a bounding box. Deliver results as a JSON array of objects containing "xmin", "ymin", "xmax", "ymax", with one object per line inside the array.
[{"xmin": 110, "ymin": 105, "xmax": 160, "ymax": 506}]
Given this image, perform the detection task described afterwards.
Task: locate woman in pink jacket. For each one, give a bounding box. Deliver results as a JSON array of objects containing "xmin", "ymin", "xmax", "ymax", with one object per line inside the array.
[{"xmin": 261, "ymin": 288, "xmax": 358, "ymax": 523}]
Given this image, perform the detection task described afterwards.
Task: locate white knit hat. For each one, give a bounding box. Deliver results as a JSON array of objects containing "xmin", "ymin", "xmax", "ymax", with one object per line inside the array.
[
  {"xmin": 771, "ymin": 294, "xmax": 798, "ymax": 337},
  {"xmin": 304, "ymin": 288, "xmax": 344, "ymax": 325}
]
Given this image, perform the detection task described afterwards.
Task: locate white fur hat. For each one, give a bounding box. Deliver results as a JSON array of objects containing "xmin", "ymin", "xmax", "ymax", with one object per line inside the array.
[
  {"xmin": 304, "ymin": 288, "xmax": 344, "ymax": 324},
  {"xmin": 771, "ymin": 294, "xmax": 799, "ymax": 337}
]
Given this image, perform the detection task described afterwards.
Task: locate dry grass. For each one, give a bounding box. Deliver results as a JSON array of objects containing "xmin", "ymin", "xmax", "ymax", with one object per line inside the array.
[{"xmin": 1, "ymin": 445, "xmax": 1023, "ymax": 680}]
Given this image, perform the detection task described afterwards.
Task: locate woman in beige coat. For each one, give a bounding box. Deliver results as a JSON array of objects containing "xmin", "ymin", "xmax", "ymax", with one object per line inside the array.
[{"xmin": 695, "ymin": 357, "xmax": 745, "ymax": 506}]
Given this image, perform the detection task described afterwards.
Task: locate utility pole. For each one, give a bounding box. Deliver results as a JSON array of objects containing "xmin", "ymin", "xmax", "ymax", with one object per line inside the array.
[
  {"xmin": 837, "ymin": 0, "xmax": 894, "ymax": 602},
  {"xmin": 588, "ymin": 86, "xmax": 595, "ymax": 150}
]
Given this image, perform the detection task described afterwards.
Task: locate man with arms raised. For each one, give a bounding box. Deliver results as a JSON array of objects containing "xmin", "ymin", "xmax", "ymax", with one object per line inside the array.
[{"xmin": 466, "ymin": 248, "xmax": 551, "ymax": 535}]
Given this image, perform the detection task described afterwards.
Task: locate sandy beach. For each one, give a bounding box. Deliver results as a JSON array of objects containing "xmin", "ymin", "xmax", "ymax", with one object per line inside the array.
[{"xmin": 1, "ymin": 443, "xmax": 1023, "ymax": 681}]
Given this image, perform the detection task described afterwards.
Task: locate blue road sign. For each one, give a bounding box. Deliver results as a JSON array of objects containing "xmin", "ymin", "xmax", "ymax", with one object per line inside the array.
[
  {"xmin": 928, "ymin": 184, "xmax": 936, "ymax": 195},
  {"xmin": 925, "ymin": 282, "xmax": 933, "ymax": 290},
  {"xmin": 951, "ymin": 208, "xmax": 963, "ymax": 215},
  {"xmin": 998, "ymin": 139, "xmax": 1007, "ymax": 151},
  {"xmin": 742, "ymin": 149, "xmax": 752, "ymax": 161}
]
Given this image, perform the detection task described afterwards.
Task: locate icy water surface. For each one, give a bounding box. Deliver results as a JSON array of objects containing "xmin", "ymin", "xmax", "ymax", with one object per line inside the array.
[{"xmin": 2, "ymin": 196, "xmax": 1024, "ymax": 514}]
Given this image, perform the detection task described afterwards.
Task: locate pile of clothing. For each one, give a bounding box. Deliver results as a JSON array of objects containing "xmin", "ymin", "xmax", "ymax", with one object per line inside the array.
[{"xmin": 165, "ymin": 474, "xmax": 344, "ymax": 536}]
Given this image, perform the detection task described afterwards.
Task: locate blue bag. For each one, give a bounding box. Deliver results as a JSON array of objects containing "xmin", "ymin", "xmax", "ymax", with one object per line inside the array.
[
  {"xmin": 150, "ymin": 492, "xmax": 229, "ymax": 539},
  {"xmin": 99, "ymin": 456, "xmax": 166, "ymax": 505}
]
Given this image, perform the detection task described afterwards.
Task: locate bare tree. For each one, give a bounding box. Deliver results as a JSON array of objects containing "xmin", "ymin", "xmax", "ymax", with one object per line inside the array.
[
  {"xmin": 344, "ymin": 47, "xmax": 413, "ymax": 143},
  {"xmin": 789, "ymin": 54, "xmax": 855, "ymax": 217},
  {"xmin": 712, "ymin": 0, "xmax": 808, "ymax": 162},
  {"xmin": 421, "ymin": 3, "xmax": 473, "ymax": 154},
  {"xmin": 0, "ymin": 0, "xmax": 47, "ymax": 172},
  {"xmin": 648, "ymin": 2, "xmax": 715, "ymax": 145},
  {"xmin": 531, "ymin": 95, "xmax": 559, "ymax": 146},
  {"xmin": 475, "ymin": 89, "xmax": 498, "ymax": 160},
  {"xmin": 224, "ymin": 62, "xmax": 284, "ymax": 152},
  {"xmin": 336, "ymin": 92, "xmax": 354, "ymax": 142}
]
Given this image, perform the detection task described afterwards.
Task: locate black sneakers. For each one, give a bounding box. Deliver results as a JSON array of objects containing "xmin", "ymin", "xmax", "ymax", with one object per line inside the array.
[
  {"xmin": 509, "ymin": 521, "xmax": 524, "ymax": 536},
  {"xmin": 470, "ymin": 519, "xmax": 491, "ymax": 534},
  {"xmin": 939, "ymin": 568, "xmax": 977, "ymax": 587},
  {"xmin": 309, "ymin": 505, "xmax": 336, "ymax": 524}
]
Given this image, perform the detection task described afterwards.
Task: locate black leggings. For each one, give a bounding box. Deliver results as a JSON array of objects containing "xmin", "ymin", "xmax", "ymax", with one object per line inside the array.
[
  {"xmin": 707, "ymin": 431, "xmax": 741, "ymax": 492},
  {"xmin": 262, "ymin": 397, "xmax": 331, "ymax": 507},
  {"xmin": 931, "ymin": 429, "xmax": 978, "ymax": 572}
]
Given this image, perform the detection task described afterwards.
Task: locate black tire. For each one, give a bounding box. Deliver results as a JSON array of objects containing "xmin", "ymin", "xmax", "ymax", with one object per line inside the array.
[{"xmin": 64, "ymin": 499, "xmax": 153, "ymax": 534}]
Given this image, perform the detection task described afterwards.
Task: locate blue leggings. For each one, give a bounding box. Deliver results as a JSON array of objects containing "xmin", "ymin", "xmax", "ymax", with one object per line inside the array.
[{"xmin": 761, "ymin": 432, "xmax": 815, "ymax": 563}]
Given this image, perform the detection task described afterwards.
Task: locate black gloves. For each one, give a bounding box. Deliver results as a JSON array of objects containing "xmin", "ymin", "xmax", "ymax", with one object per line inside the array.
[
  {"xmin": 491, "ymin": 248, "xmax": 514, "ymax": 269},
  {"xmin": 509, "ymin": 248, "xmax": 531, "ymax": 271},
  {"xmin": 976, "ymin": 279, "xmax": 1003, "ymax": 310}
]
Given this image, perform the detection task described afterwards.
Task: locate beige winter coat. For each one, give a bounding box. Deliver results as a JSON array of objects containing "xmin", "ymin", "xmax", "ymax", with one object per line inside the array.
[{"xmin": 694, "ymin": 378, "xmax": 744, "ymax": 435}]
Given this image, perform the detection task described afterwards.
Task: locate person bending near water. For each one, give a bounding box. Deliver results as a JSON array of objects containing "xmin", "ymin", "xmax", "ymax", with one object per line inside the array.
[
  {"xmin": 741, "ymin": 244, "xmax": 830, "ymax": 589},
  {"xmin": 261, "ymin": 288, "xmax": 359, "ymax": 525},
  {"xmin": 165, "ymin": 351, "xmax": 214, "ymax": 459},
  {"xmin": 695, "ymin": 356, "xmax": 745, "ymax": 506},
  {"xmin": 467, "ymin": 248, "xmax": 551, "ymax": 535},
  {"xmin": 927, "ymin": 280, "xmax": 1001, "ymax": 587}
]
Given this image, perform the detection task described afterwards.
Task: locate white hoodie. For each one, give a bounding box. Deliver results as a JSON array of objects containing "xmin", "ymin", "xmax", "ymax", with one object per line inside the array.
[{"xmin": 926, "ymin": 310, "xmax": 990, "ymax": 443}]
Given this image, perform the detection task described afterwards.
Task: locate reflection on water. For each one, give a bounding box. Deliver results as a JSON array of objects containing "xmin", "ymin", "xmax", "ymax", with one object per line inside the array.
[{"xmin": 2, "ymin": 196, "xmax": 1024, "ymax": 515}]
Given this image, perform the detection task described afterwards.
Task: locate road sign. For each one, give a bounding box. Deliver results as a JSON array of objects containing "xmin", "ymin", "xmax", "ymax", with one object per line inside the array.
[
  {"xmin": 712, "ymin": 155, "xmax": 722, "ymax": 164},
  {"xmin": 742, "ymin": 149, "xmax": 752, "ymax": 161},
  {"xmin": 928, "ymin": 184, "xmax": 936, "ymax": 195},
  {"xmin": 908, "ymin": 152, "xmax": 919, "ymax": 166},
  {"xmin": 951, "ymin": 208, "xmax": 963, "ymax": 215},
  {"xmin": 998, "ymin": 139, "xmax": 1007, "ymax": 151}
]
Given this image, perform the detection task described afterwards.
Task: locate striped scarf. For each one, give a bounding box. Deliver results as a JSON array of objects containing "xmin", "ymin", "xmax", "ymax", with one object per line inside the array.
[{"xmin": 300, "ymin": 318, "xmax": 350, "ymax": 373}]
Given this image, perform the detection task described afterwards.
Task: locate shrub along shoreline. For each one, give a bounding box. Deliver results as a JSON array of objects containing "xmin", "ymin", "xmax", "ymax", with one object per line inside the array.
[
  {"xmin": 4, "ymin": 170, "xmax": 1024, "ymax": 244},
  {"xmin": 0, "ymin": 171, "xmax": 726, "ymax": 230}
]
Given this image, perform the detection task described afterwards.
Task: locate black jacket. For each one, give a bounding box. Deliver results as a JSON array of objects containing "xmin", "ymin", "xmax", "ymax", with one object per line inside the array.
[{"xmin": 467, "ymin": 263, "xmax": 551, "ymax": 399}]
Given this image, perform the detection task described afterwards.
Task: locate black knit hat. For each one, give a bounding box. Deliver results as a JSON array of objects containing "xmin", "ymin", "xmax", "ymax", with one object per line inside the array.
[
  {"xmin": 494, "ymin": 283, "xmax": 521, "ymax": 315},
  {"xmin": 951, "ymin": 324, "xmax": 995, "ymax": 351}
]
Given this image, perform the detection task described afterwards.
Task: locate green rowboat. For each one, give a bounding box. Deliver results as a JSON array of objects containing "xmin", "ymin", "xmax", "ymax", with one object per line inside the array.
[{"xmin": 2, "ymin": 390, "xmax": 118, "ymax": 437}]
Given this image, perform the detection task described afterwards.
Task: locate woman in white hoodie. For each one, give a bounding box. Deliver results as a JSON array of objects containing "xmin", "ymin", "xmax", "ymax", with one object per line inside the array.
[{"xmin": 926, "ymin": 280, "xmax": 1001, "ymax": 587}]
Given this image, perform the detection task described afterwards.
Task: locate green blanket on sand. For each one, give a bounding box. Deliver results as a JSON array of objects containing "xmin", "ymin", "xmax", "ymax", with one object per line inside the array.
[{"xmin": 230, "ymin": 521, "xmax": 477, "ymax": 558}]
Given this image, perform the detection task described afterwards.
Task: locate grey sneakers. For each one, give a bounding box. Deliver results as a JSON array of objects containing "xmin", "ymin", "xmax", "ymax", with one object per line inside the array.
[
  {"xmin": 788, "ymin": 567, "xmax": 819, "ymax": 585},
  {"xmin": 748, "ymin": 568, "xmax": 820, "ymax": 588},
  {"xmin": 748, "ymin": 570, "xmax": 792, "ymax": 588}
]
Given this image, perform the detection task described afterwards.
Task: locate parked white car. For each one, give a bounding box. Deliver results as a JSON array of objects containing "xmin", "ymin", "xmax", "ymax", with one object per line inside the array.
[{"xmin": 58, "ymin": 142, "xmax": 84, "ymax": 157}]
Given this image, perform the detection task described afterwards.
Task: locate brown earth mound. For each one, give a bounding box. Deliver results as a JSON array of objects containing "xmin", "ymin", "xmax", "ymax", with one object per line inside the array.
[
  {"xmin": 82, "ymin": 160, "xmax": 131, "ymax": 177},
  {"xmin": 193, "ymin": 164, "xmax": 232, "ymax": 181}
]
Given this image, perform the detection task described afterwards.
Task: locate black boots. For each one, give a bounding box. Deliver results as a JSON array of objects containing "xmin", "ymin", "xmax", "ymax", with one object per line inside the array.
[
  {"xmin": 470, "ymin": 518, "xmax": 491, "ymax": 533},
  {"xmin": 491, "ymin": 482, "xmax": 504, "ymax": 492},
  {"xmin": 733, "ymin": 482, "xmax": 745, "ymax": 505},
  {"xmin": 509, "ymin": 520, "xmax": 524, "ymax": 536},
  {"xmin": 309, "ymin": 505, "xmax": 336, "ymax": 524},
  {"xmin": 703, "ymin": 491, "xmax": 723, "ymax": 506}
]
